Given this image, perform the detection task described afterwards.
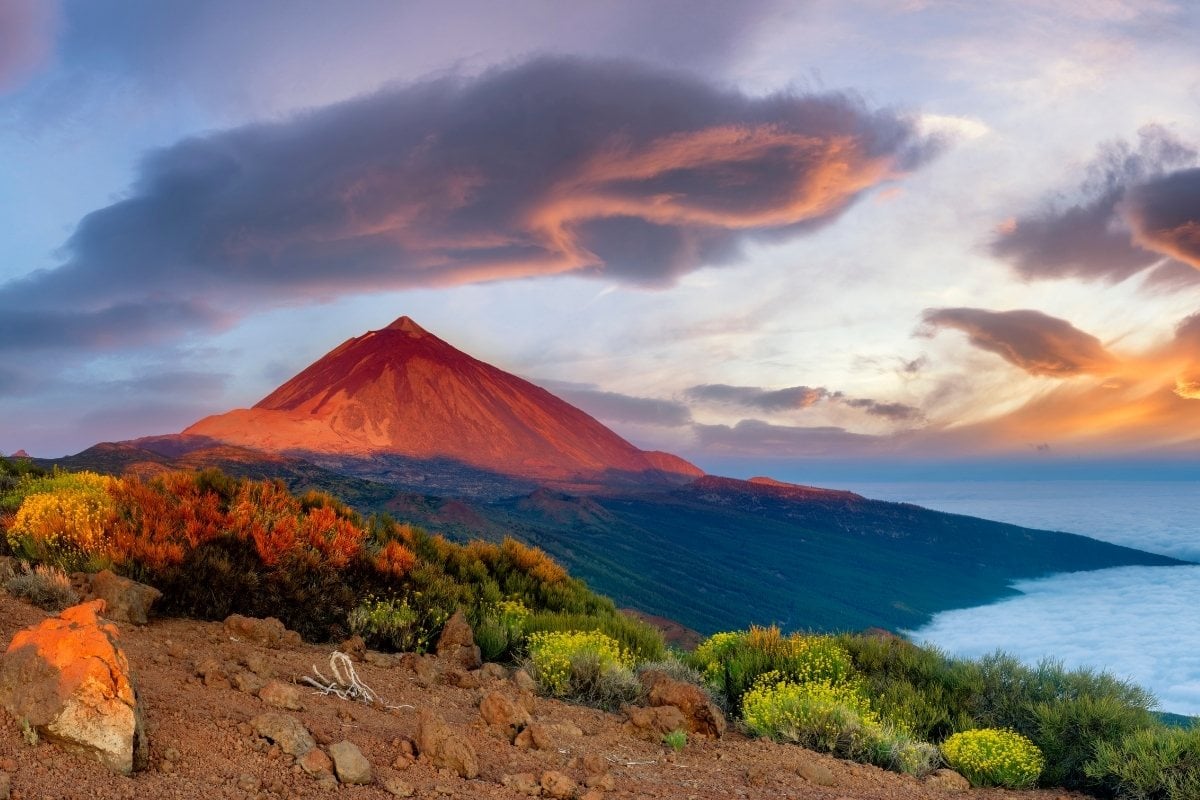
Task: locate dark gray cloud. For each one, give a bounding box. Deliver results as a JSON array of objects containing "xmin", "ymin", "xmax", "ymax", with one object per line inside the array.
[
  {"xmin": 991, "ymin": 126, "xmax": 1197, "ymax": 282},
  {"xmin": 542, "ymin": 382, "xmax": 692, "ymax": 427},
  {"xmin": 687, "ymin": 383, "xmax": 921, "ymax": 421},
  {"xmin": 693, "ymin": 419, "xmax": 881, "ymax": 456},
  {"xmin": 0, "ymin": 0, "xmax": 56, "ymax": 91},
  {"xmin": 922, "ymin": 307, "xmax": 1117, "ymax": 377},
  {"xmin": 0, "ymin": 300, "xmax": 226, "ymax": 351},
  {"xmin": 0, "ymin": 56, "xmax": 939, "ymax": 350},
  {"xmin": 1124, "ymin": 167, "xmax": 1200, "ymax": 271}
]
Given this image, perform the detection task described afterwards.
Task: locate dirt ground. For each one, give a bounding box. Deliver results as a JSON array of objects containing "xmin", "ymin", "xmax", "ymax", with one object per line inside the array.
[{"xmin": 0, "ymin": 593, "xmax": 1089, "ymax": 800}]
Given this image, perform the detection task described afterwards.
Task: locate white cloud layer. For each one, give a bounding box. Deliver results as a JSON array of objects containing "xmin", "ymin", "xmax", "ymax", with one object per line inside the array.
[{"xmin": 911, "ymin": 565, "xmax": 1200, "ymax": 715}]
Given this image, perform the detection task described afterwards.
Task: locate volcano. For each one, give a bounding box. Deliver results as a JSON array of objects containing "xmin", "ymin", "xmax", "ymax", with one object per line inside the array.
[{"xmin": 185, "ymin": 316, "xmax": 701, "ymax": 484}]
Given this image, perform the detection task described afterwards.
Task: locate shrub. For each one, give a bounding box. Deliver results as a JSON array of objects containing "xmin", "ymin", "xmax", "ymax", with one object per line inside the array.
[
  {"xmin": 691, "ymin": 627, "xmax": 854, "ymax": 713},
  {"xmin": 348, "ymin": 596, "xmax": 423, "ymax": 652},
  {"xmin": 663, "ymin": 729, "xmax": 687, "ymax": 752},
  {"xmin": 866, "ymin": 728, "xmax": 942, "ymax": 777},
  {"xmin": 941, "ymin": 728, "xmax": 1044, "ymax": 789},
  {"xmin": 5, "ymin": 564, "xmax": 79, "ymax": 611},
  {"xmin": 1086, "ymin": 724, "xmax": 1200, "ymax": 800},
  {"xmin": 526, "ymin": 630, "xmax": 635, "ymax": 705},
  {"xmin": 742, "ymin": 676, "xmax": 882, "ymax": 757},
  {"xmin": 6, "ymin": 472, "xmax": 116, "ymax": 570},
  {"xmin": 474, "ymin": 599, "xmax": 531, "ymax": 662},
  {"xmin": 522, "ymin": 610, "xmax": 665, "ymax": 663}
]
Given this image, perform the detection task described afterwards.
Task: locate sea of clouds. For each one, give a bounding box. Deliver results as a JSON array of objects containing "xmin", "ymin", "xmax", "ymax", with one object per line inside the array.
[{"xmin": 849, "ymin": 480, "xmax": 1200, "ymax": 716}]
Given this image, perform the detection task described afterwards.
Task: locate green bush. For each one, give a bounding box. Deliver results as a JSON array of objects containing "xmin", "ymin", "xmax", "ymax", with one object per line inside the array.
[
  {"xmin": 691, "ymin": 627, "xmax": 854, "ymax": 713},
  {"xmin": 663, "ymin": 729, "xmax": 687, "ymax": 752},
  {"xmin": 473, "ymin": 599, "xmax": 530, "ymax": 662},
  {"xmin": 349, "ymin": 596, "xmax": 423, "ymax": 652},
  {"xmin": 941, "ymin": 728, "xmax": 1044, "ymax": 789},
  {"xmin": 1086, "ymin": 725, "xmax": 1200, "ymax": 800},
  {"xmin": 866, "ymin": 728, "xmax": 942, "ymax": 777},
  {"xmin": 526, "ymin": 630, "xmax": 637, "ymax": 707}
]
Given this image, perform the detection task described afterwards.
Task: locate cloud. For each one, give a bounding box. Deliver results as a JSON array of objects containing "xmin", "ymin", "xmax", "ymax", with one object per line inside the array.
[
  {"xmin": 921, "ymin": 307, "xmax": 1118, "ymax": 377},
  {"xmin": 1124, "ymin": 167, "xmax": 1200, "ymax": 270},
  {"xmin": 0, "ymin": 56, "xmax": 939, "ymax": 350},
  {"xmin": 991, "ymin": 125, "xmax": 1197, "ymax": 281},
  {"xmin": 687, "ymin": 383, "xmax": 922, "ymax": 421},
  {"xmin": 0, "ymin": 0, "xmax": 57, "ymax": 92},
  {"xmin": 0, "ymin": 301, "xmax": 227, "ymax": 352},
  {"xmin": 911, "ymin": 566, "xmax": 1200, "ymax": 715},
  {"xmin": 542, "ymin": 382, "xmax": 692, "ymax": 427},
  {"xmin": 693, "ymin": 419, "xmax": 882, "ymax": 456}
]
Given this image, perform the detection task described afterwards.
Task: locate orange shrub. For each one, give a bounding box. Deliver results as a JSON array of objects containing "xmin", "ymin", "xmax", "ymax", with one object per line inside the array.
[{"xmin": 375, "ymin": 540, "xmax": 417, "ymax": 578}]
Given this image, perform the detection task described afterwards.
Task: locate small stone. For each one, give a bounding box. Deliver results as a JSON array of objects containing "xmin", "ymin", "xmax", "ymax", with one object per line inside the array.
[
  {"xmin": 581, "ymin": 754, "xmax": 605, "ymax": 777},
  {"xmin": 163, "ymin": 747, "xmax": 180, "ymax": 762},
  {"xmin": 236, "ymin": 774, "xmax": 261, "ymax": 792},
  {"xmin": 796, "ymin": 759, "xmax": 836, "ymax": 786},
  {"xmin": 581, "ymin": 791, "xmax": 604, "ymax": 800},
  {"xmin": 298, "ymin": 747, "xmax": 333, "ymax": 777},
  {"xmin": 745, "ymin": 764, "xmax": 771, "ymax": 787},
  {"xmin": 584, "ymin": 772, "xmax": 615, "ymax": 790},
  {"xmin": 382, "ymin": 777, "xmax": 414, "ymax": 797},
  {"xmin": 501, "ymin": 773, "xmax": 541, "ymax": 796},
  {"xmin": 231, "ymin": 670, "xmax": 267, "ymax": 695},
  {"xmin": 338, "ymin": 635, "xmax": 367, "ymax": 661},
  {"xmin": 364, "ymin": 651, "xmax": 395, "ymax": 668},
  {"xmin": 443, "ymin": 668, "xmax": 480, "ymax": 689},
  {"xmin": 540, "ymin": 770, "xmax": 578, "ymax": 800},
  {"xmin": 513, "ymin": 723, "xmax": 554, "ymax": 751},
  {"xmin": 242, "ymin": 652, "xmax": 273, "ymax": 678},
  {"xmin": 926, "ymin": 768, "xmax": 971, "ymax": 792},
  {"xmin": 315, "ymin": 772, "xmax": 338, "ymax": 791},
  {"xmin": 329, "ymin": 740, "xmax": 373, "ymax": 785},
  {"xmin": 415, "ymin": 709, "xmax": 478, "ymax": 780},
  {"xmin": 0, "ymin": 759, "xmax": 17, "ymax": 772},
  {"xmin": 251, "ymin": 712, "xmax": 316, "ymax": 757},
  {"xmin": 480, "ymin": 662, "xmax": 508, "ymax": 681},
  {"xmin": 510, "ymin": 669, "xmax": 537, "ymax": 693},
  {"xmin": 258, "ymin": 680, "xmax": 305, "ymax": 711}
]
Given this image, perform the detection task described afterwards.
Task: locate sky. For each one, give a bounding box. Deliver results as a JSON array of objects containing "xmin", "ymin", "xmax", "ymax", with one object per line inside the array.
[{"xmin": 2, "ymin": 0, "xmax": 1200, "ymax": 478}]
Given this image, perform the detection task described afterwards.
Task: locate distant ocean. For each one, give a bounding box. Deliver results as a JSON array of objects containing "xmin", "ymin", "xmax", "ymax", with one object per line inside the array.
[{"xmin": 843, "ymin": 480, "xmax": 1200, "ymax": 716}]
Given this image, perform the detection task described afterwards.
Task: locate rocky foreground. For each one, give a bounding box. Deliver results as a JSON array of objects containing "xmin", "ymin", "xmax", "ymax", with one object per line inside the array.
[{"xmin": 0, "ymin": 592, "xmax": 1086, "ymax": 800}]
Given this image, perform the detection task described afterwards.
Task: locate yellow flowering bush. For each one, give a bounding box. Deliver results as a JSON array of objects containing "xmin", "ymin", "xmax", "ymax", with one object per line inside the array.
[
  {"xmin": 526, "ymin": 630, "xmax": 633, "ymax": 696},
  {"xmin": 941, "ymin": 728, "xmax": 1044, "ymax": 788},
  {"xmin": 6, "ymin": 472, "xmax": 116, "ymax": 568},
  {"xmin": 742, "ymin": 676, "xmax": 883, "ymax": 755}
]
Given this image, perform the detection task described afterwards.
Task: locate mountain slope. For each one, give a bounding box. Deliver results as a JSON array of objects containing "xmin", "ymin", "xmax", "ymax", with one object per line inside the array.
[{"xmin": 186, "ymin": 316, "xmax": 701, "ymax": 484}]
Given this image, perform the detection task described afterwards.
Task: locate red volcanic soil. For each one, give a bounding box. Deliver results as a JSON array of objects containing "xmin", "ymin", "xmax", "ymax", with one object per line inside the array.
[{"xmin": 186, "ymin": 317, "xmax": 703, "ymax": 484}]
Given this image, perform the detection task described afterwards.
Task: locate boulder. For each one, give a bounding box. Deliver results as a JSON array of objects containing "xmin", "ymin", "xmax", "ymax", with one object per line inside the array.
[
  {"xmin": 399, "ymin": 653, "xmax": 439, "ymax": 687},
  {"xmin": 510, "ymin": 668, "xmax": 537, "ymax": 693},
  {"xmin": 88, "ymin": 570, "xmax": 161, "ymax": 625},
  {"xmin": 513, "ymin": 723, "xmax": 554, "ymax": 751},
  {"xmin": 0, "ymin": 600, "xmax": 147, "ymax": 775},
  {"xmin": 623, "ymin": 704, "xmax": 688, "ymax": 740},
  {"xmin": 478, "ymin": 690, "xmax": 530, "ymax": 739},
  {"xmin": 640, "ymin": 670, "xmax": 726, "ymax": 737},
  {"xmin": 223, "ymin": 614, "xmax": 288, "ymax": 648},
  {"xmin": 415, "ymin": 709, "xmax": 478, "ymax": 779},
  {"xmin": 251, "ymin": 712, "xmax": 315, "ymax": 756},
  {"xmin": 442, "ymin": 667, "xmax": 481, "ymax": 689},
  {"xmin": 435, "ymin": 610, "xmax": 481, "ymax": 670},
  {"xmin": 926, "ymin": 768, "xmax": 971, "ymax": 792},
  {"xmin": 329, "ymin": 740, "xmax": 373, "ymax": 785}
]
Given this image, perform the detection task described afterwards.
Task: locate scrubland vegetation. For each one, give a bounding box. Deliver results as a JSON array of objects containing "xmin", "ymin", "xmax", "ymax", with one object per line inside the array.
[{"xmin": 2, "ymin": 454, "xmax": 1198, "ymax": 798}]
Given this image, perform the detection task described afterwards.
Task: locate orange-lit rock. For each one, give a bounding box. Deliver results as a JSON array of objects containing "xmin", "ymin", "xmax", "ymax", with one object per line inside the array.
[{"xmin": 0, "ymin": 600, "xmax": 147, "ymax": 775}]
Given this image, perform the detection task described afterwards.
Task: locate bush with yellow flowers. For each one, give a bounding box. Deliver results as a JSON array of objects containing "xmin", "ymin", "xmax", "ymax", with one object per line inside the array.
[
  {"xmin": 742, "ymin": 673, "xmax": 882, "ymax": 755},
  {"xmin": 526, "ymin": 630, "xmax": 635, "ymax": 700},
  {"xmin": 941, "ymin": 728, "xmax": 1044, "ymax": 788},
  {"xmin": 6, "ymin": 471, "xmax": 116, "ymax": 569}
]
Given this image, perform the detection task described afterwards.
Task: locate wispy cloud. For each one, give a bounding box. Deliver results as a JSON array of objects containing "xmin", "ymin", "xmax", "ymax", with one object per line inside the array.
[
  {"xmin": 687, "ymin": 383, "xmax": 922, "ymax": 421},
  {"xmin": 541, "ymin": 381, "xmax": 693, "ymax": 427}
]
